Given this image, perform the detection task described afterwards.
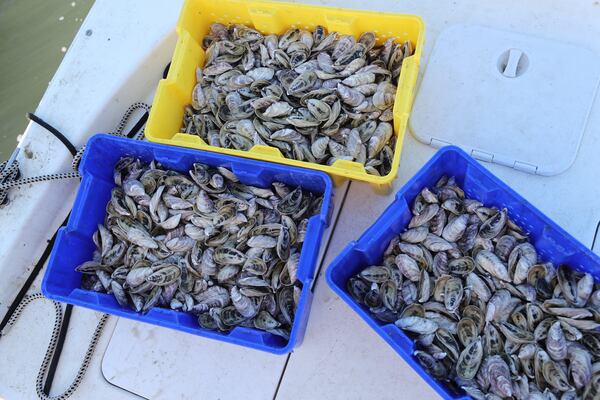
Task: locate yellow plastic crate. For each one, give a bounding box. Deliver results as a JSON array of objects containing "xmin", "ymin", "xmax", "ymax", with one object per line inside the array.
[{"xmin": 146, "ymin": 0, "xmax": 424, "ymax": 189}]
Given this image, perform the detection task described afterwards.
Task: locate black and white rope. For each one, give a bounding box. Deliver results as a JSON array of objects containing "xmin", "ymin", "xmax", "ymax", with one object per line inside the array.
[
  {"xmin": 0, "ymin": 102, "xmax": 149, "ymax": 399},
  {"xmin": 0, "ymin": 159, "xmax": 20, "ymax": 205},
  {"xmin": 70, "ymin": 101, "xmax": 150, "ymax": 171},
  {"xmin": 0, "ymin": 172, "xmax": 82, "ymax": 192},
  {"xmin": 0, "ymin": 293, "xmax": 109, "ymax": 400},
  {"xmin": 0, "ymin": 102, "xmax": 150, "ymax": 206},
  {"xmin": 112, "ymin": 102, "xmax": 149, "ymax": 138}
]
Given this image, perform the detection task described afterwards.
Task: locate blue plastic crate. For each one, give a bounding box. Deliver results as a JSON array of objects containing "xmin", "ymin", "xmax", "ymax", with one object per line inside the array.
[
  {"xmin": 326, "ymin": 146, "xmax": 600, "ymax": 399},
  {"xmin": 42, "ymin": 134, "xmax": 333, "ymax": 354}
]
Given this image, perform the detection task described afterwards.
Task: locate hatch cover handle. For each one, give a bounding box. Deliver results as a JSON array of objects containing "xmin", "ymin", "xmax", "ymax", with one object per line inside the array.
[
  {"xmin": 513, "ymin": 161, "xmax": 538, "ymax": 174},
  {"xmin": 429, "ymin": 138, "xmax": 452, "ymax": 148},
  {"xmin": 471, "ymin": 149, "xmax": 494, "ymax": 163}
]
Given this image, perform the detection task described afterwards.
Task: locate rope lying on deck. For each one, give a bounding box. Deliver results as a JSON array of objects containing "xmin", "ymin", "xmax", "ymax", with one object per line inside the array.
[
  {"xmin": 0, "ymin": 293, "xmax": 109, "ymax": 400},
  {"xmin": 0, "ymin": 102, "xmax": 149, "ymax": 206},
  {"xmin": 0, "ymin": 102, "xmax": 149, "ymax": 400}
]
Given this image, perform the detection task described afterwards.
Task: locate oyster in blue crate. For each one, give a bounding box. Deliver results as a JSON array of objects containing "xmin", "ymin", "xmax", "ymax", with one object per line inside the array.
[
  {"xmin": 348, "ymin": 176, "xmax": 600, "ymax": 399},
  {"xmin": 76, "ymin": 156, "xmax": 322, "ymax": 340}
]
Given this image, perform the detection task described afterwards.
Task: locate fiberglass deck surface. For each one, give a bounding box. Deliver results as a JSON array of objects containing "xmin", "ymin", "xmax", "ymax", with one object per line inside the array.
[{"xmin": 1, "ymin": 0, "xmax": 600, "ymax": 399}]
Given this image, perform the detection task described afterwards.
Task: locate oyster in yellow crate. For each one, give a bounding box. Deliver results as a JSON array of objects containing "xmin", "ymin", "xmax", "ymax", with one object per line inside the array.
[{"xmin": 146, "ymin": 0, "xmax": 424, "ymax": 189}]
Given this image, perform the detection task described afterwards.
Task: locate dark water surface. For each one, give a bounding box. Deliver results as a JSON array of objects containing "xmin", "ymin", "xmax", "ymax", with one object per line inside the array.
[{"xmin": 0, "ymin": 0, "xmax": 94, "ymax": 160}]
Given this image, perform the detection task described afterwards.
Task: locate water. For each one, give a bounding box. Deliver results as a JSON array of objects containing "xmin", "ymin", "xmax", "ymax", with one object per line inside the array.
[{"xmin": 0, "ymin": 0, "xmax": 94, "ymax": 160}]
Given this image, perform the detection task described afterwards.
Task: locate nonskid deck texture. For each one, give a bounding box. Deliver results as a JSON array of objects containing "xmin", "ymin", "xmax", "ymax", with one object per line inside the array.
[{"xmin": 1, "ymin": 0, "xmax": 600, "ymax": 399}]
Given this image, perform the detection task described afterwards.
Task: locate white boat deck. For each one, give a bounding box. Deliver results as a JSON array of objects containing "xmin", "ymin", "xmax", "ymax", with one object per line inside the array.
[{"xmin": 1, "ymin": 0, "xmax": 600, "ymax": 399}]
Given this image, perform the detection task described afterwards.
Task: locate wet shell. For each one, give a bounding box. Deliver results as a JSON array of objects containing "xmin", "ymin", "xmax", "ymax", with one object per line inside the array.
[
  {"xmin": 230, "ymin": 286, "xmax": 258, "ymax": 318},
  {"xmin": 448, "ymin": 256, "xmax": 475, "ymax": 276},
  {"xmin": 367, "ymin": 122, "xmax": 393, "ymax": 159},
  {"xmin": 479, "ymin": 208, "xmax": 507, "ymax": 239},
  {"xmin": 444, "ymin": 277, "xmax": 464, "ymax": 312},
  {"xmin": 409, "ymin": 204, "xmax": 440, "ymax": 229},
  {"xmin": 214, "ymin": 247, "xmax": 246, "ymax": 265},
  {"xmin": 547, "ymin": 321, "xmax": 568, "ymax": 361},
  {"xmin": 496, "ymin": 321, "xmax": 535, "ymax": 343},
  {"xmin": 111, "ymin": 281, "xmax": 129, "ymax": 308},
  {"xmin": 372, "ymin": 82, "xmax": 396, "ymax": 110},
  {"xmin": 568, "ymin": 343, "xmax": 592, "ymax": 389},
  {"xmin": 457, "ymin": 318, "xmax": 479, "ymax": 347},
  {"xmin": 482, "ymin": 355, "xmax": 513, "ymax": 398},
  {"xmin": 475, "ymin": 250, "xmax": 510, "ymax": 282},
  {"xmin": 494, "ymin": 235, "xmax": 517, "ymax": 261},
  {"xmin": 400, "ymin": 226, "xmax": 428, "ymax": 244},
  {"xmin": 456, "ymin": 338, "xmax": 484, "ymax": 380},
  {"xmin": 509, "ymin": 242, "xmax": 537, "ymax": 284},
  {"xmin": 360, "ymin": 265, "xmax": 391, "ymax": 283},
  {"xmin": 395, "ymin": 316, "xmax": 439, "ymax": 335},
  {"xmin": 146, "ymin": 265, "xmax": 181, "ymax": 286},
  {"xmin": 414, "ymin": 351, "xmax": 448, "ymax": 379},
  {"xmin": 466, "ymin": 272, "xmax": 491, "ymax": 302},
  {"xmin": 543, "ymin": 358, "xmax": 573, "ymax": 392},
  {"xmin": 442, "ymin": 214, "xmax": 469, "ymax": 242},
  {"xmin": 423, "ymin": 234, "xmax": 453, "ymax": 252},
  {"xmin": 395, "ymin": 254, "xmax": 420, "ymax": 282}
]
